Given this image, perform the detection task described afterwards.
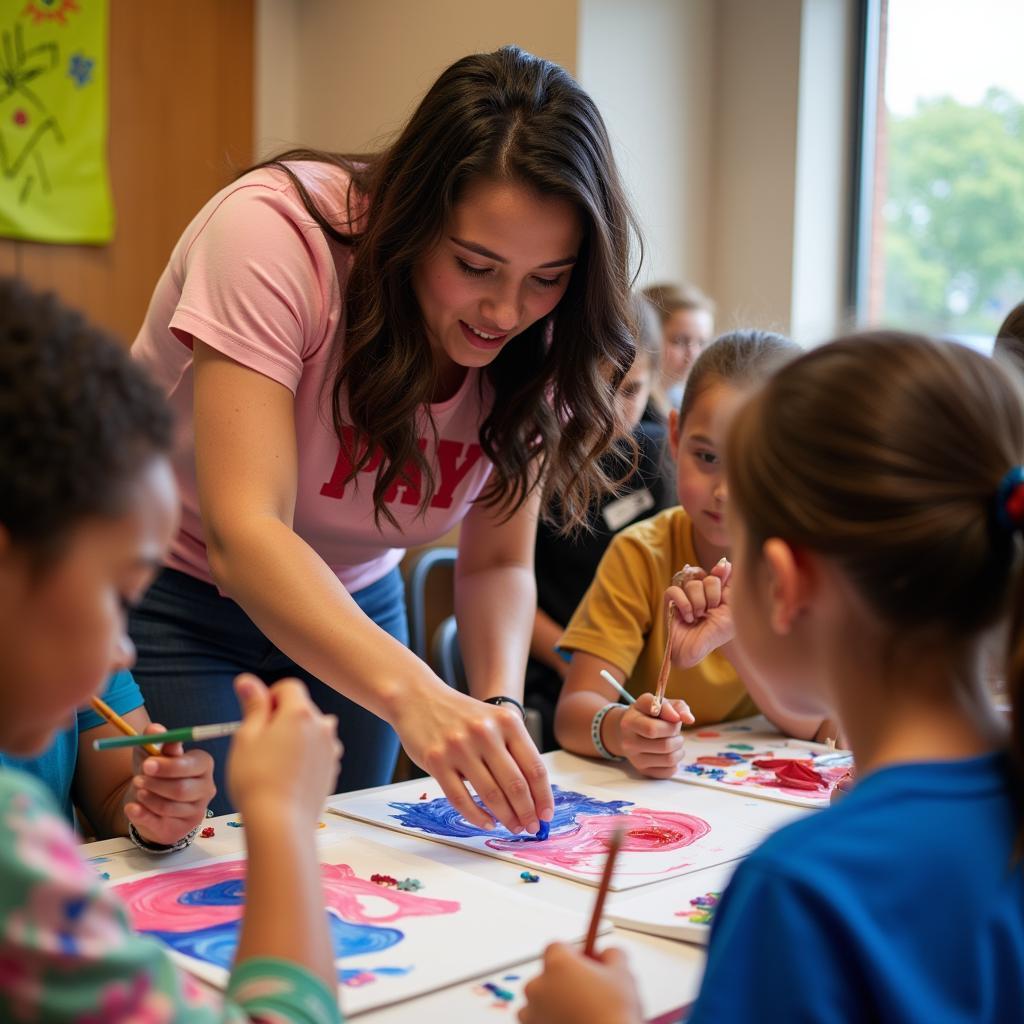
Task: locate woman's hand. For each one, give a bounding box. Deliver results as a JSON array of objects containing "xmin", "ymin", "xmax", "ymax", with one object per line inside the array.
[
  {"xmin": 228, "ymin": 675, "xmax": 343, "ymax": 826},
  {"xmin": 124, "ymin": 724, "xmax": 216, "ymax": 846},
  {"xmin": 664, "ymin": 559, "xmax": 734, "ymax": 668},
  {"xmin": 394, "ymin": 686, "xmax": 553, "ymax": 835},
  {"xmin": 519, "ymin": 943, "xmax": 643, "ymax": 1024},
  {"xmin": 614, "ymin": 693, "xmax": 693, "ymax": 778}
]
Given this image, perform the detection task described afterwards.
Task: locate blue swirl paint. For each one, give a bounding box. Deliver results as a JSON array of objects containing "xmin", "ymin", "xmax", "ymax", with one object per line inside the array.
[
  {"xmin": 387, "ymin": 784, "xmax": 631, "ymax": 843},
  {"xmin": 178, "ymin": 879, "xmax": 246, "ymax": 906},
  {"xmin": 146, "ymin": 880, "xmax": 413, "ymax": 985}
]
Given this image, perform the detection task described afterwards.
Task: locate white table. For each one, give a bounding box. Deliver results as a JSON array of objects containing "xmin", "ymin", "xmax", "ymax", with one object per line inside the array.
[{"xmin": 84, "ymin": 749, "xmax": 808, "ymax": 1022}]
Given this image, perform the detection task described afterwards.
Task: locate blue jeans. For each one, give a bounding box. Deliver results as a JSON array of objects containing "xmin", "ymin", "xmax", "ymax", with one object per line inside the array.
[{"xmin": 129, "ymin": 567, "xmax": 405, "ymax": 815}]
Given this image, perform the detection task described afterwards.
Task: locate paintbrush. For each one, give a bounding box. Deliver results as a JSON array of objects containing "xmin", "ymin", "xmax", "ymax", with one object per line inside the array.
[
  {"xmin": 652, "ymin": 566, "xmax": 702, "ymax": 716},
  {"xmin": 89, "ymin": 696, "xmax": 163, "ymax": 757},
  {"xmin": 599, "ymin": 669, "xmax": 636, "ymax": 706},
  {"xmin": 649, "ymin": 606, "xmax": 676, "ymax": 717},
  {"xmin": 584, "ymin": 826, "xmax": 625, "ymax": 958},
  {"xmin": 93, "ymin": 719, "xmax": 241, "ymax": 751}
]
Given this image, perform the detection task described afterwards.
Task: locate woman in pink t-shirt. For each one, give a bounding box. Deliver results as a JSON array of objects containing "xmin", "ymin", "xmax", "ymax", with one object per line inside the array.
[{"xmin": 130, "ymin": 46, "xmax": 640, "ymax": 829}]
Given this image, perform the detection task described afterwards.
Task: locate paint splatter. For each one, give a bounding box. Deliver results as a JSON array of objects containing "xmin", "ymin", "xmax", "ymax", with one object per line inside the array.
[
  {"xmin": 200, "ymin": 827, "xmax": 215, "ymax": 839},
  {"xmin": 726, "ymin": 743, "xmax": 754, "ymax": 751},
  {"xmin": 115, "ymin": 860, "xmax": 459, "ymax": 986},
  {"xmin": 388, "ymin": 786, "xmax": 630, "ymax": 841},
  {"xmin": 387, "ymin": 785, "xmax": 711, "ymax": 876},
  {"xmin": 675, "ymin": 890, "xmax": 721, "ymax": 925},
  {"xmin": 226, "ymin": 820, "xmax": 243, "ymax": 829},
  {"xmin": 483, "ymin": 981, "xmax": 514, "ymax": 1001},
  {"xmin": 519, "ymin": 871, "xmax": 540, "ymax": 883}
]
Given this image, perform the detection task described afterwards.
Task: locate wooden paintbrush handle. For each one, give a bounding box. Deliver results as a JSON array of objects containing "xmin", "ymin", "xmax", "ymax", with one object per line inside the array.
[{"xmin": 650, "ymin": 607, "xmax": 676, "ymax": 716}]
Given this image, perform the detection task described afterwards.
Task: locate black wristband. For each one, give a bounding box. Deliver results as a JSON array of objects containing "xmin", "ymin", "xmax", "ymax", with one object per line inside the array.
[{"xmin": 484, "ymin": 695, "xmax": 527, "ymax": 721}]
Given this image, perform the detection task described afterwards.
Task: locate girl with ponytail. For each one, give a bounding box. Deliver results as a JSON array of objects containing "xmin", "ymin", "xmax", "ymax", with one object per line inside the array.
[{"xmin": 522, "ymin": 332, "xmax": 1024, "ymax": 1024}]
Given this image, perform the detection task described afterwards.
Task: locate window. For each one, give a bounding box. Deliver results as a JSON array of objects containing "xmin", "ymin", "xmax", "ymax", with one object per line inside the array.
[{"xmin": 852, "ymin": 0, "xmax": 1024, "ymax": 349}]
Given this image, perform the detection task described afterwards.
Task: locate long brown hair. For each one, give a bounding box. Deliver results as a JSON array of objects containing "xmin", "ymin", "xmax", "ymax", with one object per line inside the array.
[
  {"xmin": 995, "ymin": 300, "xmax": 1024, "ymax": 371},
  {"xmin": 727, "ymin": 332, "xmax": 1024, "ymax": 833},
  {"xmin": 249, "ymin": 46, "xmax": 640, "ymax": 530}
]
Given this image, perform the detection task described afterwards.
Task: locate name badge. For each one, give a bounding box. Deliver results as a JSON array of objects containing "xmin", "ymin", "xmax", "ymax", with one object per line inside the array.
[{"xmin": 602, "ymin": 488, "xmax": 655, "ymax": 532}]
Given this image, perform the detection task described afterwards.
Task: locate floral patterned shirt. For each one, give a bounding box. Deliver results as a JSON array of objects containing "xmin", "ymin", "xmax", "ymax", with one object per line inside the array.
[{"xmin": 0, "ymin": 768, "xmax": 341, "ymax": 1024}]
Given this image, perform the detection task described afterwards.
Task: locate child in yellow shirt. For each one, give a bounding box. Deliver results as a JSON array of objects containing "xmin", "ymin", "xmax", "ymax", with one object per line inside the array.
[{"xmin": 556, "ymin": 329, "xmax": 832, "ymax": 777}]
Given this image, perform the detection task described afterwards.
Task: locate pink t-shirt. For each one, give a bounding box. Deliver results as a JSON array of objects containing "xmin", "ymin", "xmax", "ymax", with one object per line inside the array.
[{"xmin": 132, "ymin": 162, "xmax": 494, "ymax": 593}]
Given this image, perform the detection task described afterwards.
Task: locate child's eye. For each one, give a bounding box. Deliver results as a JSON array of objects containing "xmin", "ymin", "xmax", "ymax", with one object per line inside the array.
[
  {"xmin": 695, "ymin": 450, "xmax": 719, "ymax": 465},
  {"xmin": 456, "ymin": 257, "xmax": 492, "ymax": 278}
]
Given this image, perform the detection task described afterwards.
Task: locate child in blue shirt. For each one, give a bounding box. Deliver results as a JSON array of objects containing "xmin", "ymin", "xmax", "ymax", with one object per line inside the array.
[
  {"xmin": 521, "ymin": 331, "xmax": 1024, "ymax": 1024},
  {"xmin": 0, "ymin": 668, "xmax": 216, "ymax": 851},
  {"xmin": 0, "ymin": 278, "xmax": 343, "ymax": 1022}
]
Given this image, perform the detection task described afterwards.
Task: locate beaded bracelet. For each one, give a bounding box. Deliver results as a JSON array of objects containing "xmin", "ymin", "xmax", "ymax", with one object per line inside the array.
[
  {"xmin": 128, "ymin": 821, "xmax": 199, "ymax": 855},
  {"xmin": 591, "ymin": 702, "xmax": 625, "ymax": 761}
]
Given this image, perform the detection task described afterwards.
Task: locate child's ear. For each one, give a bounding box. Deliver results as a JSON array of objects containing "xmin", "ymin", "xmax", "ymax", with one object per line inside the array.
[
  {"xmin": 668, "ymin": 408, "xmax": 680, "ymax": 460},
  {"xmin": 761, "ymin": 538, "xmax": 815, "ymax": 635}
]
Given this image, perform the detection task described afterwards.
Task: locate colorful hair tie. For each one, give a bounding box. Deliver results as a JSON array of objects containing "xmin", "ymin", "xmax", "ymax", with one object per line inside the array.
[{"xmin": 995, "ymin": 466, "xmax": 1024, "ymax": 532}]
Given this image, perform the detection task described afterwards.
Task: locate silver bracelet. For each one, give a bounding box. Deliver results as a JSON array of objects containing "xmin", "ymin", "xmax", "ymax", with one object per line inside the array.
[
  {"xmin": 127, "ymin": 821, "xmax": 199, "ymax": 855},
  {"xmin": 591, "ymin": 703, "xmax": 625, "ymax": 761}
]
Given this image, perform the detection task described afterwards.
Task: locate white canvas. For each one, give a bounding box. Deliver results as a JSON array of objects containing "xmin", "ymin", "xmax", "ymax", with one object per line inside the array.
[
  {"xmin": 673, "ymin": 717, "xmax": 854, "ymax": 808},
  {"xmin": 329, "ymin": 776, "xmax": 768, "ymax": 891},
  {"xmin": 108, "ymin": 834, "xmax": 595, "ymax": 1017},
  {"xmin": 608, "ymin": 862, "xmax": 739, "ymax": 944}
]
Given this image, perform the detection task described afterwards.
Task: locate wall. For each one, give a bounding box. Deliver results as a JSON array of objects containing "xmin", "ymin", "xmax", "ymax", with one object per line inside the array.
[
  {"xmin": 577, "ymin": 0, "xmax": 715, "ymax": 293},
  {"xmin": 708, "ymin": 0, "xmax": 804, "ymax": 334},
  {"xmin": 0, "ymin": 1, "xmax": 254, "ymax": 343},
  {"xmin": 256, "ymin": 0, "xmax": 578, "ymax": 158},
  {"xmin": 253, "ymin": 0, "xmax": 857, "ymax": 341}
]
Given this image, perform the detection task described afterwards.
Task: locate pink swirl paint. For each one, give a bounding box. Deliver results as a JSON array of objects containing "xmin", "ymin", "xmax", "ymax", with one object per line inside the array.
[
  {"xmin": 117, "ymin": 860, "xmax": 458, "ymax": 933},
  {"xmin": 486, "ymin": 809, "xmax": 711, "ymax": 874}
]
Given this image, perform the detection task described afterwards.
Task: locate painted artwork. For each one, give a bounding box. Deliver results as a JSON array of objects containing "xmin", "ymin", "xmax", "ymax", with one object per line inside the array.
[
  {"xmin": 111, "ymin": 835, "xmax": 592, "ymax": 1017},
  {"xmin": 0, "ymin": 1, "xmax": 113, "ymax": 242},
  {"xmin": 331, "ymin": 780, "xmax": 767, "ymax": 891},
  {"xmin": 673, "ymin": 717, "xmax": 854, "ymax": 808},
  {"xmin": 608, "ymin": 863, "xmax": 738, "ymax": 945}
]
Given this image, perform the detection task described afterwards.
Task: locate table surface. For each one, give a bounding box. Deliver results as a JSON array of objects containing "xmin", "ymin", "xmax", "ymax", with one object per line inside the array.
[{"xmin": 84, "ymin": 748, "xmax": 809, "ymax": 1023}]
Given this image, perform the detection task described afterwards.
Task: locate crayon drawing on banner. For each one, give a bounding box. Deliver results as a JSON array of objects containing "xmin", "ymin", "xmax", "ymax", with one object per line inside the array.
[
  {"xmin": 673, "ymin": 718, "xmax": 853, "ymax": 808},
  {"xmin": 110, "ymin": 835, "xmax": 593, "ymax": 1017},
  {"xmin": 0, "ymin": 1, "xmax": 113, "ymax": 242},
  {"xmin": 330, "ymin": 779, "xmax": 767, "ymax": 891}
]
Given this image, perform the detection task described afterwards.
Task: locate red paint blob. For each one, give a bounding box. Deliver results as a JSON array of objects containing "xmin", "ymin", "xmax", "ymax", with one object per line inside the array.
[
  {"xmin": 696, "ymin": 756, "xmax": 738, "ymax": 767},
  {"xmin": 752, "ymin": 759, "xmax": 827, "ymax": 791},
  {"xmin": 13, "ymin": 110, "xmax": 27, "ymax": 126}
]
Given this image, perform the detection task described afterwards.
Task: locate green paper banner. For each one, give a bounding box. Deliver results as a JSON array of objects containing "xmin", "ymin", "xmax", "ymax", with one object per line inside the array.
[{"xmin": 0, "ymin": 0, "xmax": 112, "ymax": 244}]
